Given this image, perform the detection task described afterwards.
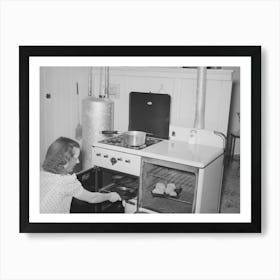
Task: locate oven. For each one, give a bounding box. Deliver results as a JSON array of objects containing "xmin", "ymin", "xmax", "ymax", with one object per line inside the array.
[
  {"xmin": 71, "ymin": 163, "xmax": 132, "ymax": 213},
  {"xmin": 138, "ymin": 157, "xmax": 198, "ymax": 213},
  {"xmin": 91, "ymin": 128, "xmax": 225, "ymax": 214},
  {"xmin": 91, "ymin": 136, "xmax": 161, "ymax": 213},
  {"xmin": 95, "ymin": 168, "xmax": 138, "ymax": 213}
]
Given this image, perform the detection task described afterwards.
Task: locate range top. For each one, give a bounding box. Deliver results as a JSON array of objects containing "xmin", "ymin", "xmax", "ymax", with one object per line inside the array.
[{"xmin": 99, "ymin": 134, "xmax": 163, "ymax": 150}]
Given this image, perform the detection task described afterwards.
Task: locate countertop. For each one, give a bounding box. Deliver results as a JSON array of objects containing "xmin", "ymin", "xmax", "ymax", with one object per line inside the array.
[{"xmin": 93, "ymin": 139, "xmax": 224, "ymax": 168}]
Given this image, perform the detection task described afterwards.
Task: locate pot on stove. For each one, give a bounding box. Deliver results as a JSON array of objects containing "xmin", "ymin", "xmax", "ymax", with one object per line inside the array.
[
  {"xmin": 123, "ymin": 131, "xmax": 146, "ymax": 146},
  {"xmin": 102, "ymin": 130, "xmax": 146, "ymax": 146}
]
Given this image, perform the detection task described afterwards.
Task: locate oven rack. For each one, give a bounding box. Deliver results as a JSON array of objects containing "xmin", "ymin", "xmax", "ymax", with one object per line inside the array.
[
  {"xmin": 147, "ymin": 166, "xmax": 195, "ymax": 191},
  {"xmin": 113, "ymin": 176, "xmax": 139, "ymax": 189}
]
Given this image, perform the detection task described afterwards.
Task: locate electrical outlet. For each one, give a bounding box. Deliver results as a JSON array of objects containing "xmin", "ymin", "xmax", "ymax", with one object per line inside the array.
[{"xmin": 109, "ymin": 84, "xmax": 120, "ymax": 99}]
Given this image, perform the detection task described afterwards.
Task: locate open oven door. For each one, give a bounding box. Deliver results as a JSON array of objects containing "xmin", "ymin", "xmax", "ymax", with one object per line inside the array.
[
  {"xmin": 70, "ymin": 167, "xmax": 99, "ymax": 213},
  {"xmin": 70, "ymin": 167, "xmax": 124, "ymax": 213}
]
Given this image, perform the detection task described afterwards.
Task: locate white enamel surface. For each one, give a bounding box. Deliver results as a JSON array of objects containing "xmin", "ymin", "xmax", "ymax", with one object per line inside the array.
[
  {"xmin": 142, "ymin": 140, "xmax": 223, "ymax": 168},
  {"xmin": 92, "ymin": 141, "xmax": 145, "ymax": 156},
  {"xmin": 169, "ymin": 126, "xmax": 225, "ymax": 148},
  {"xmin": 195, "ymin": 156, "xmax": 224, "ymax": 213},
  {"xmin": 92, "ymin": 147, "xmax": 141, "ymax": 176},
  {"xmin": 93, "ymin": 139, "xmax": 223, "ymax": 168}
]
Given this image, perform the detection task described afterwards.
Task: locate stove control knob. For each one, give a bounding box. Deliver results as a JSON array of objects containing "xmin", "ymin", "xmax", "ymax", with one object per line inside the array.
[
  {"xmin": 125, "ymin": 159, "xmax": 131, "ymax": 163},
  {"xmin": 110, "ymin": 157, "xmax": 117, "ymax": 165}
]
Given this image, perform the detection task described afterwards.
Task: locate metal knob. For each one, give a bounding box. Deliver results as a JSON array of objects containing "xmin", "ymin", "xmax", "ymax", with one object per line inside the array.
[{"xmin": 110, "ymin": 157, "xmax": 117, "ymax": 165}]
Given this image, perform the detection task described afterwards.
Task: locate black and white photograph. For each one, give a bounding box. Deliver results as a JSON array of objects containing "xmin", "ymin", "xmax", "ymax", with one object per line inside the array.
[
  {"xmin": 20, "ymin": 46, "xmax": 260, "ymax": 233},
  {"xmin": 40, "ymin": 66, "xmax": 239, "ymax": 215},
  {"xmin": 3, "ymin": 1, "xmax": 280, "ymax": 280}
]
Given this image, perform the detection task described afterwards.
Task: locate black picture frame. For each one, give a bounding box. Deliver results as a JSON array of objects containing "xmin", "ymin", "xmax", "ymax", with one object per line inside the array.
[{"xmin": 20, "ymin": 46, "xmax": 261, "ymax": 233}]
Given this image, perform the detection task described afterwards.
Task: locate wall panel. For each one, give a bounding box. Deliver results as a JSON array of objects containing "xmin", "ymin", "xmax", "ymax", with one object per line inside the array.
[{"xmin": 40, "ymin": 67, "xmax": 233, "ymax": 163}]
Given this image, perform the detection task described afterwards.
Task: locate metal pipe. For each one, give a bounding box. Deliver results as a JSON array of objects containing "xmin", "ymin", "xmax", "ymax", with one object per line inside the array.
[
  {"xmin": 88, "ymin": 67, "xmax": 93, "ymax": 96},
  {"xmin": 104, "ymin": 66, "xmax": 110, "ymax": 98},
  {"xmin": 194, "ymin": 67, "xmax": 207, "ymax": 129}
]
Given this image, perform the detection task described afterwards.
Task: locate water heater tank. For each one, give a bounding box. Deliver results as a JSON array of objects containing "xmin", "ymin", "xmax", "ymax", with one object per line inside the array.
[{"xmin": 81, "ymin": 96, "xmax": 114, "ymax": 170}]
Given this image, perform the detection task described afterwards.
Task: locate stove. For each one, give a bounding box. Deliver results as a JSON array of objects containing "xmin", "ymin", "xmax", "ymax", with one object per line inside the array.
[
  {"xmin": 93, "ymin": 134, "xmax": 163, "ymax": 176},
  {"xmin": 99, "ymin": 134, "xmax": 163, "ymax": 150}
]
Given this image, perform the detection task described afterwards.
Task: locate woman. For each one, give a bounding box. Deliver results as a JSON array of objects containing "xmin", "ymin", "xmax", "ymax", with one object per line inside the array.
[{"xmin": 40, "ymin": 137, "xmax": 121, "ymax": 213}]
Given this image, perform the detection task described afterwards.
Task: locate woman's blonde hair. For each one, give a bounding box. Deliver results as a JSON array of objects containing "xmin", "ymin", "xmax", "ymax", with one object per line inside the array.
[{"xmin": 42, "ymin": 137, "xmax": 80, "ymax": 174}]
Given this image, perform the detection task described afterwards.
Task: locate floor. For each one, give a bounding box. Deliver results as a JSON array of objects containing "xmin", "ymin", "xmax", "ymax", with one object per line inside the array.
[{"xmin": 220, "ymin": 155, "xmax": 240, "ymax": 213}]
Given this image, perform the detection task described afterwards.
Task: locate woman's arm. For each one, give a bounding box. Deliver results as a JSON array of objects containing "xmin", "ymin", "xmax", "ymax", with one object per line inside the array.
[{"xmin": 74, "ymin": 188, "xmax": 121, "ymax": 204}]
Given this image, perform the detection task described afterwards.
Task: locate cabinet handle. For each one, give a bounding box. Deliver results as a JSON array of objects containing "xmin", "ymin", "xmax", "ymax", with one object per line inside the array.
[{"xmin": 96, "ymin": 153, "xmax": 101, "ymax": 156}]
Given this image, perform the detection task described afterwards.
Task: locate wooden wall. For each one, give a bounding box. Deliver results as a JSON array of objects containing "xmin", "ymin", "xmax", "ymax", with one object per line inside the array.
[{"xmin": 40, "ymin": 67, "xmax": 233, "ymax": 164}]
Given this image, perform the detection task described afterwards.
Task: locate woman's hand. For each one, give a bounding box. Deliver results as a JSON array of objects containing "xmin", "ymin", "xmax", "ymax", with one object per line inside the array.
[
  {"xmin": 108, "ymin": 192, "xmax": 122, "ymax": 203},
  {"xmin": 75, "ymin": 189, "xmax": 122, "ymax": 204}
]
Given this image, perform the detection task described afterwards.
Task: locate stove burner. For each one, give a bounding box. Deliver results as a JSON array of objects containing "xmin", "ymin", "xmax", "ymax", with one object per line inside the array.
[
  {"xmin": 99, "ymin": 133, "xmax": 163, "ymax": 150},
  {"xmin": 111, "ymin": 138, "xmax": 122, "ymax": 144}
]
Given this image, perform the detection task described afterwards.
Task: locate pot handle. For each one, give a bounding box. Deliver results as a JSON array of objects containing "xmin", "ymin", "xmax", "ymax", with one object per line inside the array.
[{"xmin": 101, "ymin": 130, "xmax": 119, "ymax": 135}]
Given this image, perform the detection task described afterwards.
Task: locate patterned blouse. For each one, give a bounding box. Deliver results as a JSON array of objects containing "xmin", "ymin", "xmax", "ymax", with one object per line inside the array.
[{"xmin": 40, "ymin": 171, "xmax": 84, "ymax": 213}]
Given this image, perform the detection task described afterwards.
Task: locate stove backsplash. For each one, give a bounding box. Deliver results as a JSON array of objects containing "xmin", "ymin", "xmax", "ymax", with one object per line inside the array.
[{"xmin": 128, "ymin": 92, "xmax": 171, "ymax": 139}]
